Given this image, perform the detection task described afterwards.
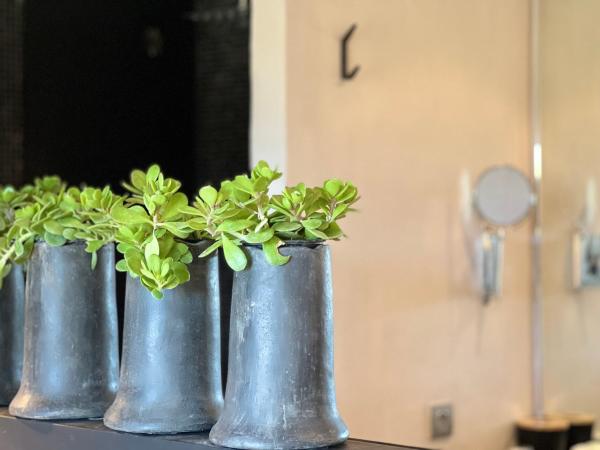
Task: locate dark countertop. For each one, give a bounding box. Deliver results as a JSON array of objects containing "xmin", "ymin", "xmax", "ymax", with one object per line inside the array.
[{"xmin": 0, "ymin": 407, "xmax": 435, "ymax": 450}]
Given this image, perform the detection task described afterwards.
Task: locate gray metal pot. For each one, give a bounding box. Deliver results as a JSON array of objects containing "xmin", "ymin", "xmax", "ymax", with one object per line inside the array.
[
  {"xmin": 9, "ymin": 241, "xmax": 119, "ymax": 419},
  {"xmin": 209, "ymin": 242, "xmax": 349, "ymax": 450},
  {"xmin": 103, "ymin": 241, "xmax": 223, "ymax": 434},
  {"xmin": 0, "ymin": 264, "xmax": 24, "ymax": 405}
]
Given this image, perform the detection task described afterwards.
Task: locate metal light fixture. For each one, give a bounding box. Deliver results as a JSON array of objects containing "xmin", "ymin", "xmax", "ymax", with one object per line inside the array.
[{"xmin": 463, "ymin": 166, "xmax": 536, "ymax": 303}]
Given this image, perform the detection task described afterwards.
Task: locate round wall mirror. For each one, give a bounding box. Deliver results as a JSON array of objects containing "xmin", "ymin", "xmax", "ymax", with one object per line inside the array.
[{"xmin": 473, "ymin": 166, "xmax": 534, "ymax": 227}]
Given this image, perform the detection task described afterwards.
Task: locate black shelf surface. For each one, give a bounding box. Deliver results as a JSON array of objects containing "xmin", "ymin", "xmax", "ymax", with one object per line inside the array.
[{"xmin": 0, "ymin": 407, "xmax": 434, "ymax": 450}]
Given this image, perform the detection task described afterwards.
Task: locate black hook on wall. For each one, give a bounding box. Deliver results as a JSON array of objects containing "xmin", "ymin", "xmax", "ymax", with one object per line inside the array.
[{"xmin": 341, "ymin": 23, "xmax": 360, "ymax": 80}]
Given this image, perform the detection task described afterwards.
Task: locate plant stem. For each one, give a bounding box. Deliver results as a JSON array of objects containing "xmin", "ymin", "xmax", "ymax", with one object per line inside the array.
[{"xmin": 0, "ymin": 230, "xmax": 35, "ymax": 272}]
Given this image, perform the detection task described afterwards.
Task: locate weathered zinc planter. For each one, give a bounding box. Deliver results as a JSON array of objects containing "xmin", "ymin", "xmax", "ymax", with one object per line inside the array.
[
  {"xmin": 0, "ymin": 264, "xmax": 24, "ymax": 405},
  {"xmin": 104, "ymin": 241, "xmax": 223, "ymax": 434},
  {"xmin": 9, "ymin": 241, "xmax": 119, "ymax": 419},
  {"xmin": 209, "ymin": 242, "xmax": 348, "ymax": 450}
]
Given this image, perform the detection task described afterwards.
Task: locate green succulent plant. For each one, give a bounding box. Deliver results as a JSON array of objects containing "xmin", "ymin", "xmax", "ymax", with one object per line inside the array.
[
  {"xmin": 190, "ymin": 161, "xmax": 359, "ymax": 271},
  {"xmin": 0, "ymin": 163, "xmax": 358, "ymax": 291},
  {"xmin": 0, "ymin": 176, "xmax": 64, "ymax": 235},
  {"xmin": 183, "ymin": 161, "xmax": 282, "ymax": 271},
  {"xmin": 269, "ymin": 179, "xmax": 358, "ymax": 241},
  {"xmin": 0, "ymin": 187, "xmax": 32, "ymax": 236},
  {"xmin": 0, "ymin": 177, "xmax": 123, "ymax": 287},
  {"xmin": 111, "ymin": 164, "xmax": 193, "ymax": 299}
]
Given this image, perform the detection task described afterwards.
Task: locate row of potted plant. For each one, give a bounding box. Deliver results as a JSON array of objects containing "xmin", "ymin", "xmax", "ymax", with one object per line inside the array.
[{"xmin": 0, "ymin": 162, "xmax": 358, "ymax": 449}]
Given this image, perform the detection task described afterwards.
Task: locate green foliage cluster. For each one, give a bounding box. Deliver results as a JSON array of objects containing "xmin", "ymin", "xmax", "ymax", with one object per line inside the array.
[
  {"xmin": 182, "ymin": 161, "xmax": 283, "ymax": 271},
  {"xmin": 111, "ymin": 165, "xmax": 192, "ymax": 299},
  {"xmin": 0, "ymin": 177, "xmax": 123, "ymax": 287},
  {"xmin": 0, "ymin": 187, "xmax": 32, "ymax": 235},
  {"xmin": 187, "ymin": 161, "xmax": 359, "ymax": 272},
  {"xmin": 0, "ymin": 176, "xmax": 65, "ymax": 235},
  {"xmin": 0, "ymin": 161, "xmax": 358, "ymax": 297}
]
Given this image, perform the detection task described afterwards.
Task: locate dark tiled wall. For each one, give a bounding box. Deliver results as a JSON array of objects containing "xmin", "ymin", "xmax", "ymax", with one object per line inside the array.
[
  {"xmin": 0, "ymin": 0, "xmax": 24, "ymax": 186},
  {"xmin": 21, "ymin": 1, "xmax": 198, "ymax": 190},
  {"xmin": 193, "ymin": 0, "xmax": 250, "ymax": 186},
  {"xmin": 1, "ymin": 0, "xmax": 249, "ymax": 191}
]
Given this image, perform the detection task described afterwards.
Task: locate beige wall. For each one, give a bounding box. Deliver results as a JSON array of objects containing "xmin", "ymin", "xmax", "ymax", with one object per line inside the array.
[
  {"xmin": 250, "ymin": 0, "xmax": 286, "ymax": 193},
  {"xmin": 253, "ymin": 1, "xmax": 532, "ymax": 449},
  {"xmin": 540, "ymin": 0, "xmax": 600, "ymax": 420}
]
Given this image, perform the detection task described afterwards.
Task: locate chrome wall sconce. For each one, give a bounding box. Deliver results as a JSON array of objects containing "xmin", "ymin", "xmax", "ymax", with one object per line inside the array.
[
  {"xmin": 572, "ymin": 179, "xmax": 600, "ymax": 289},
  {"xmin": 462, "ymin": 166, "xmax": 536, "ymax": 304}
]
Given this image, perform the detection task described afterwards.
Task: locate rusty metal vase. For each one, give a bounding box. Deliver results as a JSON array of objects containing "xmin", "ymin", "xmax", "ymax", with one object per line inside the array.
[
  {"xmin": 209, "ymin": 242, "xmax": 348, "ymax": 450},
  {"xmin": 0, "ymin": 264, "xmax": 24, "ymax": 405},
  {"xmin": 103, "ymin": 241, "xmax": 223, "ymax": 434},
  {"xmin": 9, "ymin": 241, "xmax": 119, "ymax": 419}
]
